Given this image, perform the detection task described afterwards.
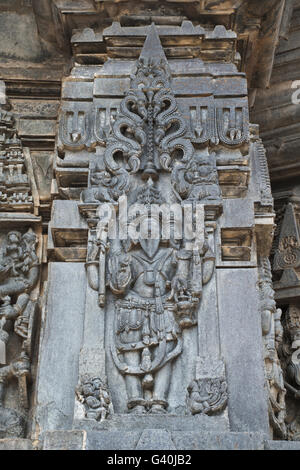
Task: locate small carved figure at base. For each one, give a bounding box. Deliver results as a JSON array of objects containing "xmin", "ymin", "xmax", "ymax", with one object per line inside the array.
[
  {"xmin": 76, "ymin": 376, "xmax": 112, "ymax": 422},
  {"xmin": 0, "ymin": 406, "xmax": 26, "ymax": 439},
  {"xmin": 187, "ymin": 377, "xmax": 227, "ymax": 416}
]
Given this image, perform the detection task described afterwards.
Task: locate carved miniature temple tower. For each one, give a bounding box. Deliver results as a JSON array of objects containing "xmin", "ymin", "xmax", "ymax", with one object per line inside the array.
[{"xmin": 31, "ymin": 22, "xmax": 283, "ymax": 449}]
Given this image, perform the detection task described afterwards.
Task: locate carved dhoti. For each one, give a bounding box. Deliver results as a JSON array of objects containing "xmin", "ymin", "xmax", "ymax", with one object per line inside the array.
[{"xmin": 111, "ymin": 295, "xmax": 182, "ymax": 377}]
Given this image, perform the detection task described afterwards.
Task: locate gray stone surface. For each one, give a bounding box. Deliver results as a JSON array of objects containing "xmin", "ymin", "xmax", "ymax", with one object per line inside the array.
[
  {"xmin": 42, "ymin": 429, "xmax": 268, "ymax": 450},
  {"xmin": 216, "ymin": 268, "xmax": 270, "ymax": 434},
  {"xmin": 172, "ymin": 432, "xmax": 266, "ymax": 450},
  {"xmin": 136, "ymin": 430, "xmax": 176, "ymax": 450},
  {"xmin": 33, "ymin": 263, "xmax": 86, "ymax": 435},
  {"xmin": 264, "ymin": 440, "xmax": 300, "ymax": 450},
  {"xmin": 74, "ymin": 414, "xmax": 228, "ymax": 433},
  {"xmin": 43, "ymin": 430, "xmax": 87, "ymax": 450},
  {"xmin": 86, "ymin": 430, "xmax": 142, "ymax": 451},
  {"xmin": 0, "ymin": 438, "xmax": 34, "ymax": 450}
]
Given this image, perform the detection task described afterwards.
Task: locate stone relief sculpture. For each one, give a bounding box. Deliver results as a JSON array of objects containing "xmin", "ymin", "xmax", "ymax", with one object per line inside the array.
[
  {"xmin": 0, "ymin": 103, "xmax": 33, "ymax": 209},
  {"xmin": 280, "ymin": 304, "xmax": 300, "ymax": 440},
  {"xmin": 259, "ymin": 256, "xmax": 287, "ymax": 438},
  {"xmin": 108, "ymin": 199, "xmax": 215, "ymax": 414},
  {"xmin": 273, "ymin": 203, "xmax": 300, "ymax": 286},
  {"xmin": 187, "ymin": 358, "xmax": 227, "ymax": 416},
  {"xmin": 271, "ymin": 201, "xmax": 300, "ymax": 440},
  {"xmin": 59, "ymin": 109, "xmax": 92, "ymax": 151},
  {"xmin": 81, "ymin": 161, "xmax": 130, "ymax": 204},
  {"xmin": 172, "ymin": 152, "xmax": 221, "ymax": 203},
  {"xmin": 0, "ymin": 0, "xmax": 299, "ymax": 451},
  {"xmin": 76, "ymin": 376, "xmax": 112, "ymax": 422},
  {"xmin": 79, "ymin": 25, "xmax": 225, "ymax": 417},
  {"xmin": 0, "ymin": 229, "xmax": 39, "ymax": 437}
]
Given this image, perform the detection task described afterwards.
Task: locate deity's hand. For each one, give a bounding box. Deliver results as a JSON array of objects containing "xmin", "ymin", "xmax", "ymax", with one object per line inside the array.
[
  {"xmin": 168, "ymin": 277, "xmax": 188, "ymax": 302},
  {"xmin": 14, "ymin": 315, "xmax": 29, "ymax": 339},
  {"xmin": 0, "ymin": 304, "xmax": 17, "ymax": 321},
  {"xmin": 86, "ymin": 396, "xmax": 101, "ymax": 409},
  {"xmin": 12, "ymin": 356, "xmax": 30, "ymax": 378},
  {"xmin": 87, "ymin": 239, "xmax": 100, "ymax": 262},
  {"xmin": 0, "ymin": 263, "xmax": 11, "ymax": 281}
]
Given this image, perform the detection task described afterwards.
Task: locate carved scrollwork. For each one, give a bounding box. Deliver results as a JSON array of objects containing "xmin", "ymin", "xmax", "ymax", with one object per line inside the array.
[
  {"xmin": 99, "ymin": 62, "xmax": 148, "ymax": 176},
  {"xmin": 273, "ymin": 203, "xmax": 300, "ymax": 276},
  {"xmin": 275, "ymin": 236, "xmax": 300, "ymax": 269}
]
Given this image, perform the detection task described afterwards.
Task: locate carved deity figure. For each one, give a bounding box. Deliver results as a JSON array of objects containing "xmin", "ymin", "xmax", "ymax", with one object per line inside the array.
[
  {"xmin": 81, "ymin": 162, "xmax": 130, "ymax": 204},
  {"xmin": 86, "ymin": 200, "xmax": 215, "ymax": 414},
  {"xmin": 172, "ymin": 153, "xmax": 221, "ymax": 202},
  {"xmin": 0, "ymin": 229, "xmax": 39, "ymax": 437},
  {"xmin": 259, "ymin": 257, "xmax": 287, "ymax": 438},
  {"xmin": 82, "ymin": 25, "xmax": 219, "ymax": 416},
  {"xmin": 277, "ymin": 304, "xmax": 300, "ymax": 440},
  {"xmin": 76, "ymin": 376, "xmax": 112, "ymax": 422}
]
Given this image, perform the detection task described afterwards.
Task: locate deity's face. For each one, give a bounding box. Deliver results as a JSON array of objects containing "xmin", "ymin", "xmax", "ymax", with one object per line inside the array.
[
  {"xmin": 185, "ymin": 160, "xmax": 211, "ymax": 183},
  {"xmin": 91, "ymin": 170, "xmax": 112, "ymax": 186},
  {"xmin": 92, "ymin": 379, "xmax": 102, "ymax": 389},
  {"xmin": 82, "ymin": 382, "xmax": 94, "ymax": 396},
  {"xmin": 139, "ymin": 216, "xmax": 161, "ymax": 259},
  {"xmin": 22, "ymin": 233, "xmax": 36, "ymax": 254},
  {"xmin": 139, "ymin": 216, "xmax": 160, "ymax": 240},
  {"xmin": 7, "ymin": 232, "xmax": 21, "ymax": 245},
  {"xmin": 100, "ymin": 172, "xmax": 113, "ymax": 185}
]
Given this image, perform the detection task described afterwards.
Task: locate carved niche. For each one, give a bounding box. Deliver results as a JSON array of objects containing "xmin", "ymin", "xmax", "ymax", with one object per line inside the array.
[{"xmin": 78, "ymin": 25, "xmax": 227, "ymax": 417}]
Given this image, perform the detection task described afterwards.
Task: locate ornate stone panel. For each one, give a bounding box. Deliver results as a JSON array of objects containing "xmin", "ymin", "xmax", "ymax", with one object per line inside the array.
[{"xmin": 33, "ymin": 20, "xmax": 277, "ymax": 448}]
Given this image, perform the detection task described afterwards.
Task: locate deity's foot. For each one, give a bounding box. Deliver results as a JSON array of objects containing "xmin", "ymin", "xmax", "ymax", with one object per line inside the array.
[
  {"xmin": 149, "ymin": 404, "xmax": 167, "ymax": 414},
  {"xmin": 128, "ymin": 405, "xmax": 147, "ymax": 414}
]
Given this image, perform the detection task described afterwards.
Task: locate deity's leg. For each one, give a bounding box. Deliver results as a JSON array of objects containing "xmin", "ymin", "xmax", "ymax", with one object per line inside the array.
[
  {"xmin": 151, "ymin": 341, "xmax": 174, "ymax": 414},
  {"xmin": 123, "ymin": 350, "xmax": 146, "ymax": 414}
]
